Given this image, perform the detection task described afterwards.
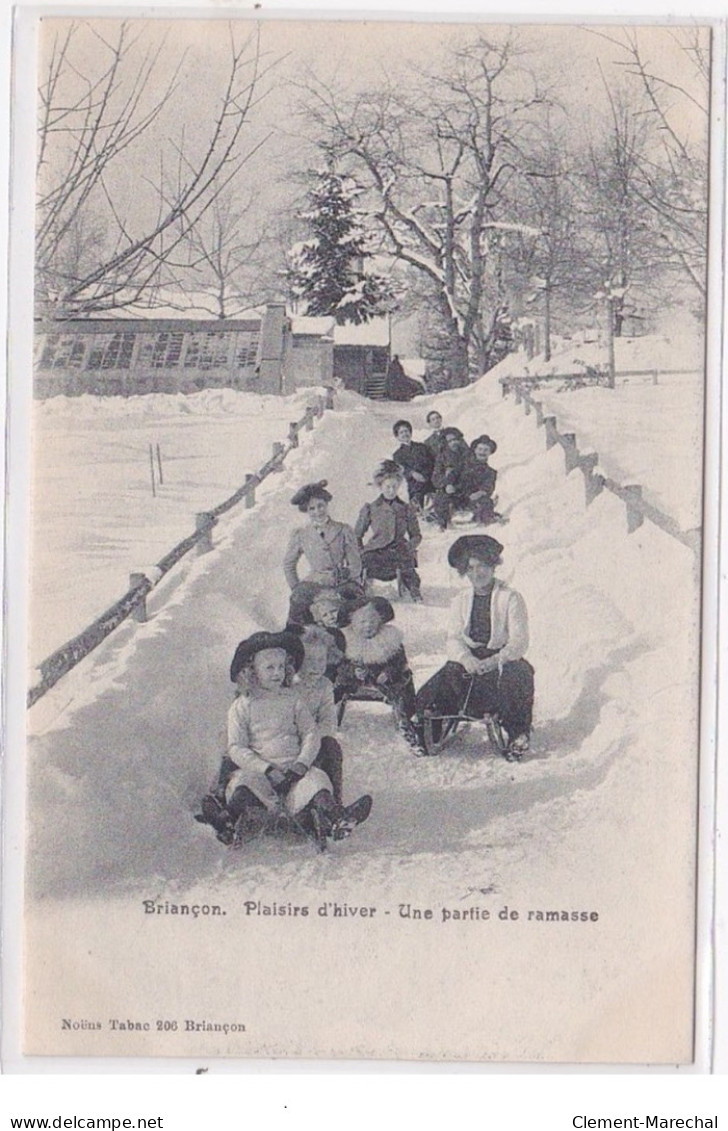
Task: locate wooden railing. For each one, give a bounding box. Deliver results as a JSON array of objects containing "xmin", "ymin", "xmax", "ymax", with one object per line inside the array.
[
  {"xmin": 27, "ymin": 388, "xmax": 335, "ymax": 709},
  {"xmin": 502, "ymin": 381, "xmax": 700, "ymax": 555},
  {"xmin": 499, "ymin": 367, "xmax": 701, "ymax": 396}
]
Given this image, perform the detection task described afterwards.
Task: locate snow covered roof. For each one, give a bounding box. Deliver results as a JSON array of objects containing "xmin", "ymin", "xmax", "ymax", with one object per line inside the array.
[
  {"xmin": 333, "ymin": 317, "xmax": 390, "ymax": 347},
  {"xmin": 290, "ymin": 316, "xmax": 335, "ymax": 337}
]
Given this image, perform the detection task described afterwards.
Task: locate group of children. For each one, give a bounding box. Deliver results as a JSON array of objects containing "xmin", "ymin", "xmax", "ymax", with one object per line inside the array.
[
  {"xmin": 196, "ymin": 410, "xmax": 535, "ymax": 852},
  {"xmin": 392, "ymin": 410, "xmax": 502, "ymax": 531}
]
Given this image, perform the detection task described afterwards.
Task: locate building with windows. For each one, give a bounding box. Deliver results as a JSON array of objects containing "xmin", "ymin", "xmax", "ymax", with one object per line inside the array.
[{"xmin": 33, "ymin": 304, "xmax": 394, "ymax": 399}]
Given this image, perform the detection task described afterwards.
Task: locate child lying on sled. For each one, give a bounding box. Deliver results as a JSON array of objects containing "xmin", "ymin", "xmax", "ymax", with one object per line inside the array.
[{"xmin": 196, "ymin": 630, "xmax": 371, "ymax": 848}]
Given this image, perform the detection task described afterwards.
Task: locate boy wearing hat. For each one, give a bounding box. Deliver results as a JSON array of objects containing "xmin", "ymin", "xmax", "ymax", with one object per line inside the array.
[
  {"xmin": 197, "ymin": 631, "xmax": 371, "ymax": 848},
  {"xmin": 354, "ymin": 461, "xmax": 423, "ymax": 602},
  {"xmin": 391, "ymin": 419, "xmax": 434, "ymax": 511},
  {"xmin": 415, "ymin": 536, "xmax": 534, "ymax": 760},
  {"xmin": 459, "ymin": 435, "xmax": 500, "ymax": 525}
]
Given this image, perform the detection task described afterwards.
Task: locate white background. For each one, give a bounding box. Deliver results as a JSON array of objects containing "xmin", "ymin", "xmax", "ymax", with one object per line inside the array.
[{"xmin": 1, "ymin": 0, "xmax": 726, "ymax": 1122}]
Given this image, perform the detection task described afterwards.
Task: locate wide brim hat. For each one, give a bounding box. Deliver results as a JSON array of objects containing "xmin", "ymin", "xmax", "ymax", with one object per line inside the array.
[
  {"xmin": 290, "ymin": 480, "xmax": 332, "ymax": 510},
  {"xmin": 470, "ymin": 434, "xmax": 498, "ymax": 455},
  {"xmin": 230, "ymin": 631, "xmax": 305, "ymax": 682},
  {"xmin": 447, "ymin": 534, "xmax": 504, "ymax": 571},
  {"xmin": 373, "ymin": 459, "xmax": 403, "ymax": 482}
]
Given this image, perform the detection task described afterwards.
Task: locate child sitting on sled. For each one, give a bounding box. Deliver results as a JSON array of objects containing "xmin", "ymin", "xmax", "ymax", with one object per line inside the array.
[
  {"xmin": 335, "ymin": 597, "xmax": 425, "ymax": 755},
  {"xmin": 294, "ymin": 624, "xmax": 371, "ymax": 825},
  {"xmin": 354, "ymin": 460, "xmax": 423, "ymax": 603},
  {"xmin": 196, "ymin": 631, "xmax": 371, "ymax": 848}
]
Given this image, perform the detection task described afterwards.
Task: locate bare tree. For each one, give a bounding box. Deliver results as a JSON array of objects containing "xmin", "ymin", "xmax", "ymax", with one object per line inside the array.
[
  {"xmin": 298, "ymin": 33, "xmax": 547, "ymax": 385},
  {"xmin": 36, "ymin": 20, "xmax": 280, "ymax": 318},
  {"xmin": 165, "ymin": 189, "xmax": 278, "ymax": 319},
  {"xmin": 587, "ymin": 28, "xmax": 709, "ymax": 302}
]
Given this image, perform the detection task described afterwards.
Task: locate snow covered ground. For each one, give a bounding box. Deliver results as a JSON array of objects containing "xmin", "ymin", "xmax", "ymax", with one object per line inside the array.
[
  {"xmin": 24, "ymin": 365, "xmax": 702, "ymax": 1061},
  {"xmin": 489, "ymin": 333, "xmax": 704, "ymax": 530},
  {"xmin": 29, "ymin": 387, "xmax": 323, "ymax": 664}
]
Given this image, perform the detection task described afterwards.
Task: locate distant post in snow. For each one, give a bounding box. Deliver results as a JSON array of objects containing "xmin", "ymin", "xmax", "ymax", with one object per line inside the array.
[
  {"xmin": 304, "ymin": 407, "xmax": 314, "ymax": 431},
  {"xmin": 148, "ymin": 444, "xmax": 156, "ymax": 497},
  {"xmin": 156, "ymin": 444, "xmax": 164, "ymax": 485},
  {"xmin": 544, "ymin": 417, "xmax": 558, "ymax": 450},
  {"xmin": 288, "ymin": 422, "xmax": 299, "ymax": 448}
]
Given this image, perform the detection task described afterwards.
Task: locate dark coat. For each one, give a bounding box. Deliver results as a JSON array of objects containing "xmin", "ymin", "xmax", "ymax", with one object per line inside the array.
[
  {"xmin": 424, "ymin": 431, "xmax": 448, "ymax": 460},
  {"xmin": 385, "ymin": 358, "xmax": 422, "ymax": 402},
  {"xmin": 432, "ymin": 441, "xmax": 474, "ymax": 492},
  {"xmin": 392, "ymin": 441, "xmax": 434, "ymax": 485},
  {"xmin": 354, "ymin": 495, "xmax": 422, "ymax": 553},
  {"xmin": 459, "ymin": 460, "xmax": 497, "ymax": 499}
]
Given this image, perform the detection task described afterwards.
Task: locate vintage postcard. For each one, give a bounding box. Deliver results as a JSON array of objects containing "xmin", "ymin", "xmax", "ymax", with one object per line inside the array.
[{"xmin": 5, "ymin": 14, "xmax": 718, "ymax": 1064}]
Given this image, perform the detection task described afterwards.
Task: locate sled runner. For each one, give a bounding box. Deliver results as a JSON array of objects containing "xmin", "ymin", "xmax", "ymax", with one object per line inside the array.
[
  {"xmin": 195, "ymin": 791, "xmax": 370, "ymax": 853},
  {"xmin": 419, "ymin": 709, "xmax": 526, "ymax": 760}
]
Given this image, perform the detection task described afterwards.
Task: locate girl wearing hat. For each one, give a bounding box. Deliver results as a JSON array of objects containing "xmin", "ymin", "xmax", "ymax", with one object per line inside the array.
[
  {"xmin": 414, "ymin": 536, "xmax": 534, "ymax": 760},
  {"xmin": 335, "ymin": 597, "xmax": 424, "ymax": 755},
  {"xmin": 459, "ymin": 435, "xmax": 500, "ymax": 525},
  {"xmin": 197, "ymin": 631, "xmax": 371, "ymax": 848},
  {"xmin": 283, "ymin": 480, "xmax": 363, "ymax": 626},
  {"xmin": 354, "ymin": 461, "xmax": 423, "ymax": 603}
]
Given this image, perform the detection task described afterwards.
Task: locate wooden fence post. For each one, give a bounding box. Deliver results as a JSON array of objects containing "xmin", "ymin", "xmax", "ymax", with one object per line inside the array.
[
  {"xmin": 561, "ymin": 432, "xmax": 579, "ymax": 474},
  {"xmin": 195, "ymin": 512, "xmax": 215, "ymax": 554},
  {"xmin": 245, "ymin": 474, "xmax": 257, "ymax": 509},
  {"xmin": 578, "ymin": 454, "xmax": 603, "ymax": 506},
  {"xmin": 623, "ymin": 485, "xmax": 644, "ymax": 533},
  {"xmin": 544, "ymin": 416, "xmax": 558, "ymax": 450},
  {"xmin": 129, "ymin": 573, "xmax": 149, "ymax": 623}
]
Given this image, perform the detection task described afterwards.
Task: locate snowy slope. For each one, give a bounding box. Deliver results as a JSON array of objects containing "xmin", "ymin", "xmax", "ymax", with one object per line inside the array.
[{"xmin": 25, "ymin": 373, "xmax": 700, "ymax": 1059}]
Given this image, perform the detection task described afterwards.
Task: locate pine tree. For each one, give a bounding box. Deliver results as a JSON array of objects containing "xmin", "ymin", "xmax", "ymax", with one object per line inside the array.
[{"xmin": 289, "ymin": 172, "xmax": 394, "ymax": 325}]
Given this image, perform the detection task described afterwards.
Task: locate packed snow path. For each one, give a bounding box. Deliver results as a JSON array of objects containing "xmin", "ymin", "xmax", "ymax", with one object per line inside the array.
[
  {"xmin": 25, "ymin": 378, "xmax": 700, "ymax": 1058},
  {"xmin": 29, "ymin": 375, "xmax": 700, "ymax": 895}
]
